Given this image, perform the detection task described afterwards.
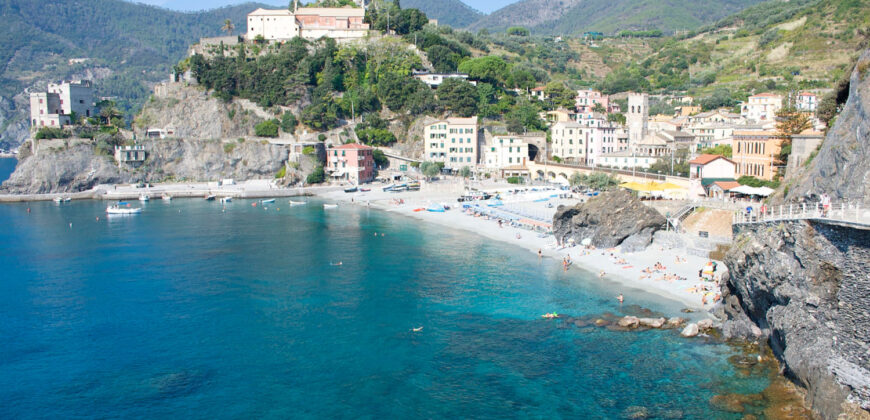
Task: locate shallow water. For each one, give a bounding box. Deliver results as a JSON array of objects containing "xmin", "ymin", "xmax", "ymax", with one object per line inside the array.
[{"xmin": 0, "ymin": 199, "xmax": 769, "ymax": 418}]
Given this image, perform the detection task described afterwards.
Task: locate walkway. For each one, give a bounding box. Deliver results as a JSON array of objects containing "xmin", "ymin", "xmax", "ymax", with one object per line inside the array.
[{"xmin": 733, "ymin": 202, "xmax": 870, "ymax": 229}]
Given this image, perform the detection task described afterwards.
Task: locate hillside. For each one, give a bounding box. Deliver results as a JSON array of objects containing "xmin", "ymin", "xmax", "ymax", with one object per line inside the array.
[
  {"xmin": 402, "ymin": 0, "xmax": 482, "ymax": 28},
  {"xmin": 0, "ymin": 0, "xmax": 269, "ymax": 149},
  {"xmin": 467, "ymin": 0, "xmax": 764, "ymax": 35}
]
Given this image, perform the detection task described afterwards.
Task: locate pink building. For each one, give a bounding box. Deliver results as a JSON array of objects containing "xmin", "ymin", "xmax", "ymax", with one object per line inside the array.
[
  {"xmin": 326, "ymin": 143, "xmax": 374, "ymax": 184},
  {"xmin": 575, "ymin": 89, "xmax": 619, "ymax": 114}
]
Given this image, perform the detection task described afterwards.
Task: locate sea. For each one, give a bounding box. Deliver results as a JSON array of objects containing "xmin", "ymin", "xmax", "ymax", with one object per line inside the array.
[
  {"xmin": 0, "ymin": 198, "xmax": 773, "ymax": 418},
  {"xmin": 0, "ymin": 157, "xmax": 15, "ymax": 184}
]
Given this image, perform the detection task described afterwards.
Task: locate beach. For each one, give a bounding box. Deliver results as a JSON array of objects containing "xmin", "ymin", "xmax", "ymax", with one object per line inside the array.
[{"xmin": 318, "ymin": 179, "xmax": 725, "ymax": 311}]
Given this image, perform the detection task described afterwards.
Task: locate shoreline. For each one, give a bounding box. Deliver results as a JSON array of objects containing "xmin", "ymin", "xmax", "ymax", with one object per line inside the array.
[{"xmin": 315, "ymin": 181, "xmax": 724, "ymax": 314}]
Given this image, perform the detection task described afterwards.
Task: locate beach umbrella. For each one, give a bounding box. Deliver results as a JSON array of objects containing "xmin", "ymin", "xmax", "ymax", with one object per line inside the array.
[{"xmin": 581, "ymin": 238, "xmax": 592, "ymax": 246}]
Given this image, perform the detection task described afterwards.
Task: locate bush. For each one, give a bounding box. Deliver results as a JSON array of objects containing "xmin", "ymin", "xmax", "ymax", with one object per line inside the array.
[
  {"xmin": 223, "ymin": 143, "xmax": 236, "ymax": 153},
  {"xmin": 372, "ymin": 149, "xmax": 388, "ymax": 168},
  {"xmin": 281, "ymin": 112, "xmax": 297, "ymax": 133},
  {"xmin": 507, "ymin": 176, "xmax": 525, "ymax": 184},
  {"xmin": 317, "ymin": 134, "xmax": 327, "ymax": 142},
  {"xmin": 34, "ymin": 127, "xmax": 70, "ymax": 140},
  {"xmin": 306, "ymin": 165, "xmax": 326, "ymax": 184},
  {"xmin": 275, "ymin": 166, "xmax": 286, "ymax": 178},
  {"xmin": 302, "ymin": 146, "xmax": 315, "ymax": 155},
  {"xmin": 255, "ymin": 119, "xmax": 279, "ymax": 137},
  {"xmin": 506, "ymin": 26, "xmax": 530, "ymax": 37}
]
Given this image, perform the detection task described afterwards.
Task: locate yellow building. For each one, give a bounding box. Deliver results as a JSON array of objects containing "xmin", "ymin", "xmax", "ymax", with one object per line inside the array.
[{"xmin": 732, "ymin": 131, "xmax": 782, "ymax": 181}]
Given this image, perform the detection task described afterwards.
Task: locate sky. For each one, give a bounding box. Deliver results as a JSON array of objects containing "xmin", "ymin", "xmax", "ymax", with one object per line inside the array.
[{"xmin": 132, "ymin": 0, "xmax": 519, "ymax": 13}]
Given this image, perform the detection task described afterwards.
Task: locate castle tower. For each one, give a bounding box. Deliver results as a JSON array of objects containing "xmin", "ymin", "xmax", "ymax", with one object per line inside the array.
[{"xmin": 627, "ymin": 92, "xmax": 648, "ymax": 147}]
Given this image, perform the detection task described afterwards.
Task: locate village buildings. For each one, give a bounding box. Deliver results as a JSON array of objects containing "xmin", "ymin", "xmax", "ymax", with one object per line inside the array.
[
  {"xmin": 741, "ymin": 93, "xmax": 783, "ymax": 122},
  {"xmin": 482, "ymin": 133, "xmax": 530, "ymax": 170},
  {"xmin": 29, "ymin": 80, "xmax": 95, "ymax": 129},
  {"xmin": 732, "ymin": 130, "xmax": 782, "ymax": 181},
  {"xmin": 326, "ymin": 143, "xmax": 375, "ymax": 184},
  {"xmin": 246, "ymin": 5, "xmax": 369, "ymax": 42},
  {"xmin": 423, "ymin": 117, "xmax": 479, "ymax": 169},
  {"xmin": 688, "ymin": 154, "xmax": 736, "ymax": 180},
  {"xmin": 412, "ymin": 72, "xmax": 474, "ymax": 88}
]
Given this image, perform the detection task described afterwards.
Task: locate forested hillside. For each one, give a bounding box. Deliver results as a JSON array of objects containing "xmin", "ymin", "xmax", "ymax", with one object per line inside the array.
[
  {"xmin": 467, "ymin": 0, "xmax": 763, "ymax": 35},
  {"xmin": 402, "ymin": 0, "xmax": 482, "ymax": 28}
]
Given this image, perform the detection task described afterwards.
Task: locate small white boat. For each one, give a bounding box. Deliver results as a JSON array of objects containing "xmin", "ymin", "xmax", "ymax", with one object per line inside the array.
[
  {"xmin": 139, "ymin": 194, "xmax": 150, "ymax": 202},
  {"xmin": 204, "ymin": 194, "xmax": 216, "ymax": 201},
  {"xmin": 53, "ymin": 197, "xmax": 63, "ymax": 203},
  {"xmin": 289, "ymin": 200, "xmax": 306, "ymax": 206},
  {"xmin": 260, "ymin": 198, "xmax": 276, "ymax": 204},
  {"xmin": 106, "ymin": 205, "xmax": 142, "ymax": 215},
  {"xmin": 162, "ymin": 194, "xmax": 172, "ymax": 201},
  {"xmin": 63, "ymin": 197, "xmax": 71, "ymax": 202},
  {"xmin": 323, "ymin": 204, "xmax": 338, "ymax": 209},
  {"xmin": 219, "ymin": 197, "xmax": 232, "ymax": 203}
]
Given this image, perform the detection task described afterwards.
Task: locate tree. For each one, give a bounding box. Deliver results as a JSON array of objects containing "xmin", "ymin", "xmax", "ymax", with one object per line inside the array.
[
  {"xmin": 426, "ymin": 45, "xmax": 460, "ymax": 73},
  {"xmin": 699, "ymin": 88, "xmax": 737, "ymax": 111},
  {"xmin": 281, "ymin": 112, "xmax": 298, "ymax": 133},
  {"xmin": 506, "ymin": 99, "xmax": 545, "ymax": 133},
  {"xmin": 607, "ymin": 113, "xmax": 626, "ymax": 125},
  {"xmin": 543, "ymin": 81, "xmax": 575, "ymax": 109},
  {"xmin": 306, "ymin": 165, "xmax": 326, "ymax": 184},
  {"xmin": 221, "ymin": 19, "xmax": 235, "ymax": 35},
  {"xmin": 99, "ymin": 101, "xmax": 122, "ymax": 127},
  {"xmin": 420, "ymin": 161, "xmax": 441, "ymax": 179},
  {"xmin": 459, "ymin": 166, "xmax": 472, "ymax": 178},
  {"xmin": 255, "ymin": 119, "xmax": 280, "ymax": 137},
  {"xmin": 436, "ymin": 78, "xmax": 478, "ymax": 117},
  {"xmin": 457, "ymin": 56, "xmax": 509, "ymax": 85},
  {"xmin": 394, "ymin": 8, "xmax": 428, "ymax": 35},
  {"xmin": 569, "ymin": 172, "xmax": 584, "ymax": 186},
  {"xmin": 775, "ymin": 103, "xmax": 812, "ymax": 166},
  {"xmin": 592, "ymin": 103, "xmax": 606, "ymax": 114},
  {"xmin": 372, "ymin": 149, "xmax": 389, "ymax": 168},
  {"xmin": 700, "ymin": 144, "xmax": 732, "ymax": 158},
  {"xmin": 506, "ymin": 26, "xmax": 530, "ymax": 36}
]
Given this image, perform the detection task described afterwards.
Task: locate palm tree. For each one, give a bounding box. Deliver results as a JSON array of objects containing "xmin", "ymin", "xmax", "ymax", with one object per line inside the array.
[
  {"xmin": 100, "ymin": 104, "xmax": 121, "ymax": 126},
  {"xmin": 221, "ymin": 19, "xmax": 235, "ymax": 36}
]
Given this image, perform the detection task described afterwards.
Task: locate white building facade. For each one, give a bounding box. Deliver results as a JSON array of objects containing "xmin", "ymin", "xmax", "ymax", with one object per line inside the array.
[
  {"xmin": 246, "ymin": 6, "xmax": 369, "ymax": 42},
  {"xmin": 549, "ymin": 122, "xmax": 585, "ymax": 164},
  {"xmin": 741, "ymin": 93, "xmax": 782, "ymax": 122},
  {"xmin": 29, "ymin": 80, "xmax": 94, "ymax": 129},
  {"xmin": 424, "ymin": 117, "xmax": 479, "ymax": 169},
  {"xmin": 483, "ymin": 134, "xmax": 529, "ymax": 169}
]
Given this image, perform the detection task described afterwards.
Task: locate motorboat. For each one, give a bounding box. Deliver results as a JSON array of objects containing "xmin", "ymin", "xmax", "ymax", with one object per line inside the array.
[
  {"xmin": 63, "ymin": 197, "xmax": 71, "ymax": 202},
  {"xmin": 359, "ymin": 188, "xmax": 371, "ymax": 192},
  {"xmin": 204, "ymin": 194, "xmax": 216, "ymax": 201},
  {"xmin": 162, "ymin": 194, "xmax": 172, "ymax": 201},
  {"xmin": 260, "ymin": 198, "xmax": 275, "ymax": 204},
  {"xmin": 106, "ymin": 204, "xmax": 142, "ymax": 215},
  {"xmin": 53, "ymin": 197, "xmax": 63, "ymax": 203},
  {"xmin": 289, "ymin": 200, "xmax": 306, "ymax": 206},
  {"xmin": 344, "ymin": 187, "xmax": 358, "ymax": 193},
  {"xmin": 426, "ymin": 204, "xmax": 446, "ymax": 213},
  {"xmin": 323, "ymin": 204, "xmax": 338, "ymax": 209},
  {"xmin": 139, "ymin": 194, "xmax": 150, "ymax": 202},
  {"xmin": 219, "ymin": 197, "xmax": 232, "ymax": 203}
]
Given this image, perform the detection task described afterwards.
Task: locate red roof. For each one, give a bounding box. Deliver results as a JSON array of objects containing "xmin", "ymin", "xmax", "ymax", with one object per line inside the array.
[
  {"xmin": 689, "ymin": 154, "xmax": 733, "ymax": 165},
  {"xmin": 531, "ymin": 86, "xmax": 546, "ymax": 91},
  {"xmin": 750, "ymin": 92, "xmax": 781, "ymax": 98},
  {"xmin": 712, "ymin": 181, "xmax": 741, "ymax": 190},
  {"xmin": 331, "ymin": 143, "xmax": 373, "ymax": 150},
  {"xmin": 799, "ymin": 92, "xmax": 817, "ymax": 97}
]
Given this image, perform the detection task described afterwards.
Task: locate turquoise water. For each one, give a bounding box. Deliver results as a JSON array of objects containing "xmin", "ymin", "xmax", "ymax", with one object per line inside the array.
[
  {"xmin": 0, "ymin": 157, "xmax": 15, "ymax": 183},
  {"xmin": 0, "ymin": 199, "xmax": 768, "ymax": 418}
]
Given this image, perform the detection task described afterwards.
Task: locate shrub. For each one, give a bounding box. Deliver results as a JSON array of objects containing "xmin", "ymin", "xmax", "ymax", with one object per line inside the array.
[
  {"xmin": 34, "ymin": 127, "xmax": 70, "ymax": 140},
  {"xmin": 507, "ymin": 176, "xmax": 525, "ymax": 184},
  {"xmin": 318, "ymin": 134, "xmax": 327, "ymax": 142},
  {"xmin": 372, "ymin": 149, "xmax": 388, "ymax": 168},
  {"xmin": 275, "ymin": 166, "xmax": 286, "ymax": 179},
  {"xmin": 281, "ymin": 112, "xmax": 297, "ymax": 133},
  {"xmin": 255, "ymin": 119, "xmax": 280, "ymax": 138},
  {"xmin": 302, "ymin": 146, "xmax": 315, "ymax": 155},
  {"xmin": 306, "ymin": 165, "xmax": 326, "ymax": 184},
  {"xmin": 223, "ymin": 143, "xmax": 236, "ymax": 153}
]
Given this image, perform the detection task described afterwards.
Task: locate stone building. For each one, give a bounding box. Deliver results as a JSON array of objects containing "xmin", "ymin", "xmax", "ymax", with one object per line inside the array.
[
  {"xmin": 30, "ymin": 80, "xmax": 95, "ymax": 129},
  {"xmin": 627, "ymin": 92, "xmax": 649, "ymax": 147},
  {"xmin": 246, "ymin": 5, "xmax": 369, "ymax": 42}
]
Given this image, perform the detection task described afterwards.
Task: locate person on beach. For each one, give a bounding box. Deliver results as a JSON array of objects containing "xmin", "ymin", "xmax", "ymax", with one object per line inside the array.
[
  {"xmin": 538, "ymin": 249, "xmax": 542, "ymax": 259},
  {"xmin": 599, "ymin": 270, "xmax": 606, "ymax": 278}
]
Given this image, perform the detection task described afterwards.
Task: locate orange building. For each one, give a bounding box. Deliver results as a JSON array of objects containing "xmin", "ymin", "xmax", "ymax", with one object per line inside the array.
[{"xmin": 732, "ymin": 131, "xmax": 782, "ymax": 181}]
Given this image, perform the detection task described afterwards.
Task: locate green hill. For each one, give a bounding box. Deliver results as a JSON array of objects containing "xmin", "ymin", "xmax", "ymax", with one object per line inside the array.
[
  {"xmin": 402, "ymin": 0, "xmax": 482, "ymax": 28},
  {"xmin": 468, "ymin": 0, "xmax": 764, "ymax": 35}
]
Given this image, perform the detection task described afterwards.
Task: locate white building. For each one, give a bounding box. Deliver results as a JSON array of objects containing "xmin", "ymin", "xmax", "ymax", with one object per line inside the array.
[
  {"xmin": 741, "ymin": 93, "xmax": 782, "ymax": 122},
  {"xmin": 549, "ymin": 121, "xmax": 585, "ymax": 164},
  {"xmin": 483, "ymin": 133, "xmax": 529, "ymax": 169},
  {"xmin": 246, "ymin": 6, "xmax": 369, "ymax": 42},
  {"xmin": 796, "ymin": 92, "xmax": 818, "ymax": 112},
  {"xmin": 598, "ymin": 150, "xmax": 658, "ymax": 170},
  {"xmin": 688, "ymin": 154, "xmax": 736, "ymax": 180},
  {"xmin": 29, "ymin": 80, "xmax": 94, "ymax": 130},
  {"xmin": 413, "ymin": 72, "xmax": 474, "ymax": 88},
  {"xmin": 423, "ymin": 117, "xmax": 479, "ymax": 169}
]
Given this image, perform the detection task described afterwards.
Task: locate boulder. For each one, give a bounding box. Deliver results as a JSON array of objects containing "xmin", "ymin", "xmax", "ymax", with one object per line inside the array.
[
  {"xmin": 665, "ymin": 317, "xmax": 685, "ymax": 328},
  {"xmin": 552, "ymin": 189, "xmax": 666, "ymax": 249},
  {"xmin": 617, "ymin": 316, "xmax": 640, "ymax": 328},
  {"xmin": 697, "ymin": 319, "xmax": 714, "ymax": 330},
  {"xmin": 638, "ymin": 317, "xmax": 666, "ymax": 328},
  {"xmin": 680, "ymin": 323, "xmax": 699, "ymax": 337}
]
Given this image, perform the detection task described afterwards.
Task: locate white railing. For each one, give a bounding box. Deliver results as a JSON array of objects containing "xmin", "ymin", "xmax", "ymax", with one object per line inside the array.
[{"xmin": 732, "ymin": 202, "xmax": 868, "ymax": 226}]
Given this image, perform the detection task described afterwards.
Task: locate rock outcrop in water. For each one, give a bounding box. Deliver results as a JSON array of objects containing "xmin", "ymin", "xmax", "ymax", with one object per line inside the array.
[
  {"xmin": 1, "ymin": 137, "xmax": 303, "ymax": 194},
  {"xmin": 719, "ymin": 50, "xmax": 870, "ymax": 419},
  {"xmin": 552, "ymin": 189, "xmax": 666, "ymax": 250}
]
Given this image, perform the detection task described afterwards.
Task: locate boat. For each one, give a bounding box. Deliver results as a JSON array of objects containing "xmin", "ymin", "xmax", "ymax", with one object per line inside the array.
[
  {"xmin": 53, "ymin": 197, "xmax": 63, "ymax": 203},
  {"xmin": 106, "ymin": 204, "xmax": 142, "ymax": 215},
  {"xmin": 359, "ymin": 188, "xmax": 371, "ymax": 192},
  {"xmin": 288, "ymin": 200, "xmax": 306, "ymax": 206},
  {"xmin": 204, "ymin": 194, "xmax": 216, "ymax": 201},
  {"xmin": 162, "ymin": 194, "xmax": 172, "ymax": 201},
  {"xmin": 63, "ymin": 197, "xmax": 71, "ymax": 202},
  {"xmin": 323, "ymin": 204, "xmax": 338, "ymax": 209},
  {"xmin": 139, "ymin": 194, "xmax": 150, "ymax": 202},
  {"xmin": 219, "ymin": 197, "xmax": 232, "ymax": 203},
  {"xmin": 260, "ymin": 198, "xmax": 275, "ymax": 204},
  {"xmin": 426, "ymin": 204, "xmax": 446, "ymax": 213}
]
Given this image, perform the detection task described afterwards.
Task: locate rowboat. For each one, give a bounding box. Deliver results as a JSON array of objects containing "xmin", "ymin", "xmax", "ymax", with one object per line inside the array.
[
  {"xmin": 323, "ymin": 204, "xmax": 338, "ymax": 209},
  {"xmin": 162, "ymin": 194, "xmax": 172, "ymax": 201},
  {"xmin": 204, "ymin": 194, "xmax": 216, "ymax": 201},
  {"xmin": 289, "ymin": 200, "xmax": 306, "ymax": 206},
  {"xmin": 219, "ymin": 197, "xmax": 232, "ymax": 203},
  {"xmin": 260, "ymin": 198, "xmax": 275, "ymax": 204},
  {"xmin": 139, "ymin": 194, "xmax": 150, "ymax": 202}
]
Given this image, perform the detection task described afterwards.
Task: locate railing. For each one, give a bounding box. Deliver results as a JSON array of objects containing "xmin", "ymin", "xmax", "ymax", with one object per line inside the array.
[
  {"xmin": 733, "ymin": 202, "xmax": 869, "ymax": 226},
  {"xmin": 667, "ymin": 203, "xmax": 699, "ymax": 232}
]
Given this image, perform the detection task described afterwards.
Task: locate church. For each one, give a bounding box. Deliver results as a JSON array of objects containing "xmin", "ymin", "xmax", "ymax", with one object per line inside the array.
[{"xmin": 246, "ymin": 1, "xmax": 370, "ymax": 42}]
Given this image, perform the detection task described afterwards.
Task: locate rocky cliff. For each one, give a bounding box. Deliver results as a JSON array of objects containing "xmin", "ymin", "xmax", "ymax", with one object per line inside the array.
[
  {"xmin": 552, "ymin": 189, "xmax": 666, "ymax": 251},
  {"xmin": 786, "ymin": 50, "xmax": 870, "ymax": 205},
  {"xmin": 719, "ymin": 51, "xmax": 870, "ymax": 419},
  {"xmin": 1, "ymin": 137, "xmax": 295, "ymax": 194}
]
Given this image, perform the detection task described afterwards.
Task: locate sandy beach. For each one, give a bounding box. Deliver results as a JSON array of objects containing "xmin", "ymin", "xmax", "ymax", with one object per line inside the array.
[{"xmin": 317, "ymin": 179, "xmax": 725, "ymax": 311}]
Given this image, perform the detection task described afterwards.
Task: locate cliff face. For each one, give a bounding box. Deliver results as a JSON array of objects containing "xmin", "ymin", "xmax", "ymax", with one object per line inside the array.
[
  {"xmin": 720, "ymin": 221, "xmax": 870, "ymax": 418},
  {"xmin": 786, "ymin": 50, "xmax": 870, "ymax": 205},
  {"xmin": 552, "ymin": 189, "xmax": 666, "ymax": 250},
  {"xmin": 1, "ymin": 137, "xmax": 291, "ymax": 194},
  {"xmin": 720, "ymin": 50, "xmax": 870, "ymax": 419}
]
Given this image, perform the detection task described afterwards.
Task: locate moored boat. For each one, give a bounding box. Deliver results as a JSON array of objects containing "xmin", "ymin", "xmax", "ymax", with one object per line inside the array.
[
  {"xmin": 53, "ymin": 197, "xmax": 63, "ymax": 203},
  {"xmin": 162, "ymin": 194, "xmax": 172, "ymax": 201},
  {"xmin": 323, "ymin": 204, "xmax": 338, "ymax": 209},
  {"xmin": 204, "ymin": 194, "xmax": 216, "ymax": 201},
  {"xmin": 219, "ymin": 197, "xmax": 232, "ymax": 203},
  {"xmin": 344, "ymin": 187, "xmax": 358, "ymax": 193},
  {"xmin": 289, "ymin": 200, "xmax": 306, "ymax": 206},
  {"xmin": 139, "ymin": 194, "xmax": 150, "ymax": 202},
  {"xmin": 260, "ymin": 198, "xmax": 275, "ymax": 204},
  {"xmin": 106, "ymin": 204, "xmax": 142, "ymax": 215}
]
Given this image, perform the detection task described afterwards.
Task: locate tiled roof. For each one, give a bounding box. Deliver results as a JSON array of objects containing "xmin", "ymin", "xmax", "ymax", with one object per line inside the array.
[
  {"xmin": 712, "ymin": 181, "xmax": 741, "ymax": 190},
  {"xmin": 689, "ymin": 154, "xmax": 733, "ymax": 165},
  {"xmin": 331, "ymin": 143, "xmax": 372, "ymax": 150}
]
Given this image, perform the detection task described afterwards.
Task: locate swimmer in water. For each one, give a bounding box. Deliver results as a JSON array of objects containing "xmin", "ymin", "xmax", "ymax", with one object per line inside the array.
[
  {"xmin": 411, "ymin": 327, "xmax": 423, "ymax": 332},
  {"xmin": 330, "ymin": 261, "xmax": 343, "ymax": 266},
  {"xmin": 617, "ymin": 294, "xmax": 624, "ymax": 303}
]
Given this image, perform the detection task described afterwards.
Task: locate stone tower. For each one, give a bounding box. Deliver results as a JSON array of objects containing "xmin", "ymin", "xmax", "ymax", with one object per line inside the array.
[{"xmin": 627, "ymin": 92, "xmax": 649, "ymax": 147}]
